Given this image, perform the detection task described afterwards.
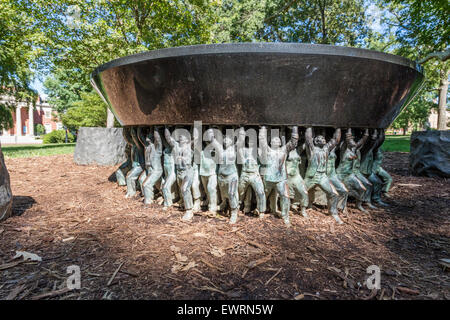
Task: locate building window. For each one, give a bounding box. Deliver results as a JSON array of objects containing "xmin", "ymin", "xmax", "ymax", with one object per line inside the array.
[
  {"xmin": 44, "ymin": 124, "xmax": 52, "ymax": 133},
  {"xmin": 45, "ymin": 110, "xmax": 51, "ymax": 119}
]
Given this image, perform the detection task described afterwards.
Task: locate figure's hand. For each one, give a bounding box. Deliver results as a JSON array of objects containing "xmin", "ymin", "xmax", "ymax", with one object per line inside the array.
[
  {"xmin": 371, "ymin": 129, "xmax": 378, "ymax": 140},
  {"xmin": 364, "ymin": 128, "xmax": 369, "ymax": 136},
  {"xmin": 239, "ymin": 127, "xmax": 245, "ymax": 136},
  {"xmin": 204, "ymin": 128, "xmax": 214, "ymax": 141},
  {"xmin": 291, "ymin": 126, "xmax": 299, "ymax": 139}
]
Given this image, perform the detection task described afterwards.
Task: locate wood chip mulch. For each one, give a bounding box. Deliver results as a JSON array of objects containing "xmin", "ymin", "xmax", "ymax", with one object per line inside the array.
[{"xmin": 0, "ymin": 152, "xmax": 449, "ymax": 300}]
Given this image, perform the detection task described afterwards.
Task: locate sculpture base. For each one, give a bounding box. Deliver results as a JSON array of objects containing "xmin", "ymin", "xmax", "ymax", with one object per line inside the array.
[
  {"xmin": 410, "ymin": 130, "xmax": 450, "ymax": 178},
  {"xmin": 74, "ymin": 127, "xmax": 127, "ymax": 166},
  {"xmin": 0, "ymin": 144, "xmax": 13, "ymax": 221}
]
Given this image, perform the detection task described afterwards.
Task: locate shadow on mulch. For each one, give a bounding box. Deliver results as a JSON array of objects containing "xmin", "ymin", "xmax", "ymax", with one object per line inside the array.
[{"xmin": 12, "ymin": 196, "xmax": 36, "ymax": 216}]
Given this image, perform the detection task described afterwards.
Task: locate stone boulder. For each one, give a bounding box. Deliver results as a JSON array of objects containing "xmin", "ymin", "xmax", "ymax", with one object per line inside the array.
[
  {"xmin": 410, "ymin": 130, "xmax": 450, "ymax": 178},
  {"xmin": 74, "ymin": 127, "xmax": 127, "ymax": 166},
  {"xmin": 0, "ymin": 143, "xmax": 13, "ymax": 221}
]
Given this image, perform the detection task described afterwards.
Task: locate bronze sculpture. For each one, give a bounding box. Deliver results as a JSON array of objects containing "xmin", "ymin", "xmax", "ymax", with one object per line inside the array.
[
  {"xmin": 164, "ymin": 127, "xmax": 195, "ymax": 221},
  {"xmin": 259, "ymin": 126, "xmax": 299, "ymax": 227},
  {"xmin": 237, "ymin": 127, "xmax": 266, "ymax": 217},
  {"xmin": 304, "ymin": 127, "xmax": 342, "ymax": 224},
  {"xmin": 141, "ymin": 127, "xmax": 163, "ymax": 205}
]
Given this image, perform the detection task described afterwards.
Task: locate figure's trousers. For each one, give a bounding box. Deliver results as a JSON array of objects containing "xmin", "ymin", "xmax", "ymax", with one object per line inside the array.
[
  {"xmin": 355, "ymin": 172, "xmax": 373, "ymax": 202},
  {"xmin": 115, "ymin": 160, "xmax": 130, "ymax": 186},
  {"xmin": 239, "ymin": 172, "xmax": 266, "ymax": 213},
  {"xmin": 162, "ymin": 171, "xmax": 177, "ymax": 207},
  {"xmin": 218, "ymin": 173, "xmax": 239, "ymax": 210},
  {"xmin": 376, "ymin": 167, "xmax": 392, "ymax": 193},
  {"xmin": 142, "ymin": 169, "xmax": 163, "ymax": 204},
  {"xmin": 200, "ymin": 174, "xmax": 218, "ymax": 211},
  {"xmin": 192, "ymin": 164, "xmax": 201, "ymax": 203},
  {"xmin": 287, "ymin": 174, "xmax": 309, "ymax": 209},
  {"xmin": 329, "ymin": 174, "xmax": 348, "ymax": 210},
  {"xmin": 126, "ymin": 165, "xmax": 143, "ymax": 196},
  {"xmin": 368, "ymin": 173, "xmax": 383, "ymax": 202},
  {"xmin": 264, "ymin": 180, "xmax": 290, "ymax": 218},
  {"xmin": 305, "ymin": 174, "xmax": 339, "ymax": 215},
  {"xmin": 176, "ymin": 167, "xmax": 194, "ymax": 210},
  {"xmin": 339, "ymin": 173, "xmax": 366, "ymax": 201}
]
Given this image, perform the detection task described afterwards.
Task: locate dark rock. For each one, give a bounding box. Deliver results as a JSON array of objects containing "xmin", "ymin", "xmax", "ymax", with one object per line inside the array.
[
  {"xmin": 0, "ymin": 143, "xmax": 13, "ymax": 221},
  {"xmin": 410, "ymin": 130, "xmax": 450, "ymax": 178},
  {"xmin": 74, "ymin": 127, "xmax": 127, "ymax": 166}
]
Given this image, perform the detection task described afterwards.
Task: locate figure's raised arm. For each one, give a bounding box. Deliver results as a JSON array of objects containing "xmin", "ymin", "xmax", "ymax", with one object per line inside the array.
[
  {"xmin": 123, "ymin": 127, "xmax": 133, "ymax": 145},
  {"xmin": 285, "ymin": 126, "xmax": 299, "ymax": 153},
  {"xmin": 373, "ymin": 129, "xmax": 385, "ymax": 152},
  {"xmin": 327, "ymin": 128, "xmax": 341, "ymax": 151},
  {"xmin": 131, "ymin": 127, "xmax": 144, "ymax": 152},
  {"xmin": 209, "ymin": 132, "xmax": 223, "ymax": 163},
  {"xmin": 305, "ymin": 127, "xmax": 314, "ymax": 153},
  {"xmin": 137, "ymin": 126, "xmax": 148, "ymax": 147},
  {"xmin": 236, "ymin": 127, "xmax": 246, "ymax": 149},
  {"xmin": 164, "ymin": 127, "xmax": 176, "ymax": 148},
  {"xmin": 154, "ymin": 128, "xmax": 162, "ymax": 152},
  {"xmin": 356, "ymin": 128, "xmax": 369, "ymax": 149}
]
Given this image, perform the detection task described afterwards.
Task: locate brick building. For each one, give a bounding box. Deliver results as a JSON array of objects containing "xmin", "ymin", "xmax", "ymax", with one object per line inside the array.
[{"xmin": 0, "ymin": 95, "xmax": 63, "ymax": 144}]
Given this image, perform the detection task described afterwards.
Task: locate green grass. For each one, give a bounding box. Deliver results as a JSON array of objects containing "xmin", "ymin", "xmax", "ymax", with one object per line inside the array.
[
  {"xmin": 1, "ymin": 143, "xmax": 76, "ymax": 158},
  {"xmin": 381, "ymin": 134, "xmax": 410, "ymax": 152}
]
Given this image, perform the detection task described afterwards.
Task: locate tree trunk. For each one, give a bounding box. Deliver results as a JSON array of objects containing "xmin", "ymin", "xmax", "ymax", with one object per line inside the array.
[
  {"xmin": 437, "ymin": 67, "xmax": 449, "ymax": 130},
  {"xmin": 106, "ymin": 108, "xmax": 115, "ymax": 128}
]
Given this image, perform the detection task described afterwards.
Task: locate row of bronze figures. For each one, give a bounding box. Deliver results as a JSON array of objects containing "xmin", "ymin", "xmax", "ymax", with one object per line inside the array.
[{"xmin": 115, "ymin": 125, "xmax": 392, "ymax": 226}]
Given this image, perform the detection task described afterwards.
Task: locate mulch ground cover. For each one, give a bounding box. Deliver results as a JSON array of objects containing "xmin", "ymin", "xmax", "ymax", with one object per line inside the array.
[{"xmin": 0, "ymin": 152, "xmax": 448, "ymax": 300}]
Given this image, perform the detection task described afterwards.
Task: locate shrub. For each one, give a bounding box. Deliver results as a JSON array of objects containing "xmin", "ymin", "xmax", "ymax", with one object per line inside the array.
[
  {"xmin": 35, "ymin": 123, "xmax": 45, "ymax": 136},
  {"xmin": 43, "ymin": 130, "xmax": 74, "ymax": 144}
]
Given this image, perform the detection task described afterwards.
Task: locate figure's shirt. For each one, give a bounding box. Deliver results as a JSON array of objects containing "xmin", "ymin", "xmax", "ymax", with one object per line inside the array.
[
  {"xmin": 286, "ymin": 149, "xmax": 301, "ymax": 177},
  {"xmin": 241, "ymin": 147, "xmax": 259, "ymax": 173},
  {"xmin": 200, "ymin": 150, "xmax": 217, "ymax": 176},
  {"xmin": 131, "ymin": 145, "xmax": 141, "ymax": 167},
  {"xmin": 145, "ymin": 144, "xmax": 163, "ymax": 171},
  {"xmin": 308, "ymin": 145, "xmax": 328, "ymax": 175},
  {"xmin": 163, "ymin": 147, "xmax": 175, "ymax": 172},
  {"xmin": 218, "ymin": 146, "xmax": 237, "ymax": 176},
  {"xmin": 174, "ymin": 144, "xmax": 192, "ymax": 171},
  {"xmin": 336, "ymin": 149, "xmax": 356, "ymax": 176},
  {"xmin": 352, "ymin": 149, "xmax": 362, "ymax": 173},
  {"xmin": 264, "ymin": 146, "xmax": 287, "ymax": 182},
  {"xmin": 327, "ymin": 149, "xmax": 337, "ymax": 176},
  {"xmin": 372, "ymin": 149, "xmax": 383, "ymax": 173}
]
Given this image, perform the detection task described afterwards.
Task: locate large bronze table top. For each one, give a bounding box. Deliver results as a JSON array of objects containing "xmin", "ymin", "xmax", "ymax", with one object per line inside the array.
[{"xmin": 91, "ymin": 43, "xmax": 424, "ymax": 128}]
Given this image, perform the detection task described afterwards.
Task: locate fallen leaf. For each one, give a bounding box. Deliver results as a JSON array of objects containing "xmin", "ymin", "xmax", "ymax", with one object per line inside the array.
[
  {"xmin": 175, "ymin": 253, "xmax": 188, "ymax": 262},
  {"xmin": 247, "ymin": 255, "xmax": 271, "ymax": 269},
  {"xmin": 13, "ymin": 251, "xmax": 42, "ymax": 262},
  {"xmin": 170, "ymin": 245, "xmax": 180, "ymax": 253},
  {"xmin": 397, "ymin": 287, "xmax": 419, "ymax": 295},
  {"xmin": 210, "ymin": 247, "xmax": 225, "ymax": 258},
  {"xmin": 294, "ymin": 293, "xmax": 304, "ymax": 300},
  {"xmin": 193, "ymin": 232, "xmax": 207, "ymax": 238},
  {"xmin": 182, "ymin": 261, "xmax": 197, "ymax": 271}
]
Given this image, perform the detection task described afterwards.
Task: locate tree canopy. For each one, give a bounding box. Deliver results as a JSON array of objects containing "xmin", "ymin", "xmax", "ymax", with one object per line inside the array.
[{"xmin": 1, "ymin": 0, "xmax": 448, "ymax": 132}]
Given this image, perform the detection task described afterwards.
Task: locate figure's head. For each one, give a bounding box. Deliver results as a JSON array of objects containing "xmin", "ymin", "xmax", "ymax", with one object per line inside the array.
[
  {"xmin": 178, "ymin": 134, "xmax": 189, "ymax": 145},
  {"xmin": 204, "ymin": 128, "xmax": 214, "ymax": 141},
  {"xmin": 271, "ymin": 136, "xmax": 281, "ymax": 148},
  {"xmin": 314, "ymin": 135, "xmax": 326, "ymax": 147},
  {"xmin": 224, "ymin": 136, "xmax": 233, "ymax": 148}
]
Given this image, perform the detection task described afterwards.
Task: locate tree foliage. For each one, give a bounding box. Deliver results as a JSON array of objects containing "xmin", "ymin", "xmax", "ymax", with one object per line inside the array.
[
  {"xmin": 61, "ymin": 91, "xmax": 108, "ymax": 132},
  {"xmin": 0, "ymin": 0, "xmax": 41, "ymax": 130},
  {"xmin": 379, "ymin": 0, "xmax": 449, "ymax": 130}
]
